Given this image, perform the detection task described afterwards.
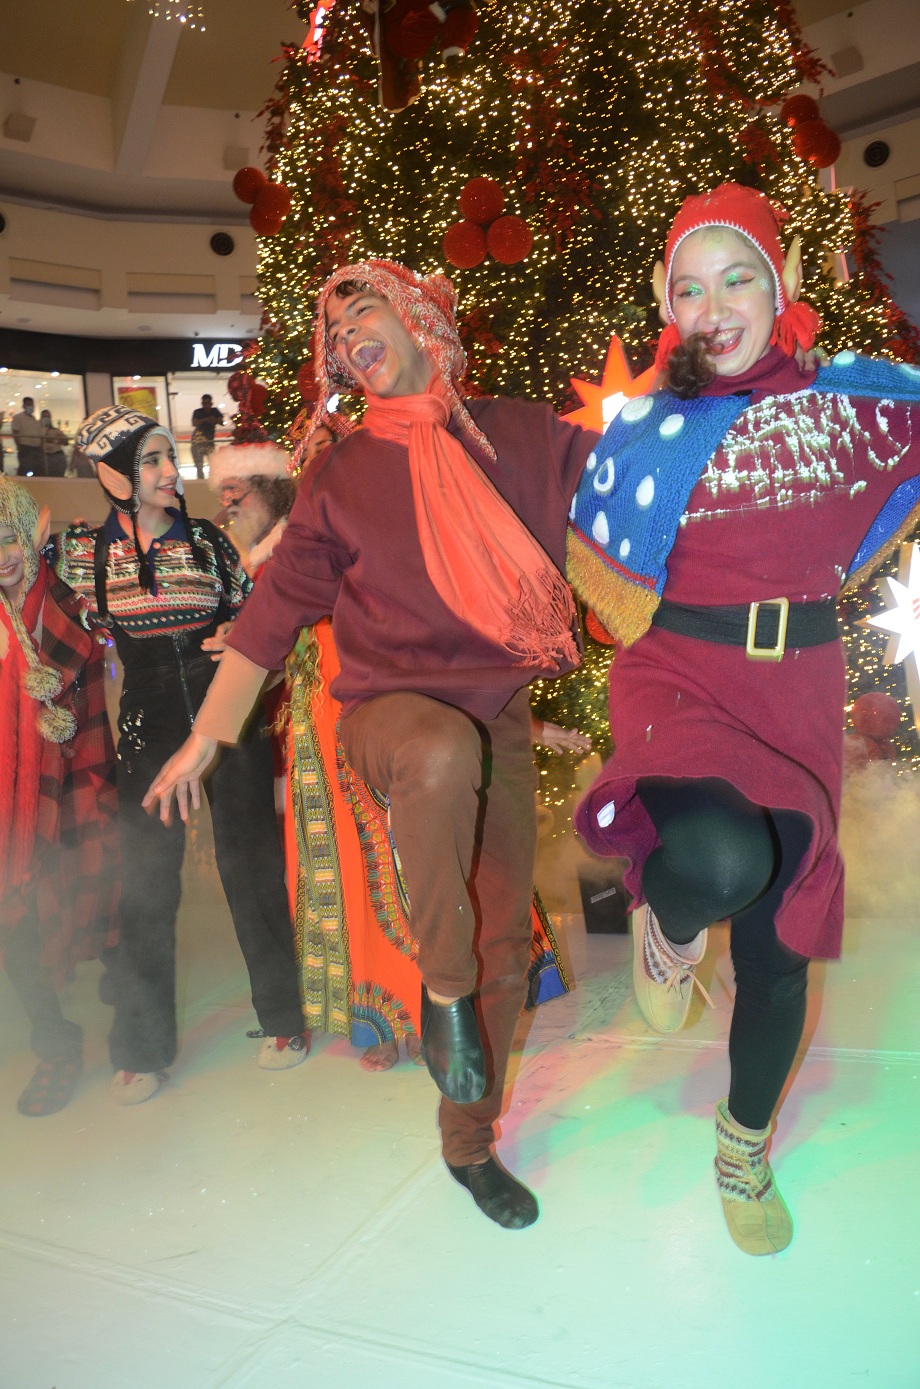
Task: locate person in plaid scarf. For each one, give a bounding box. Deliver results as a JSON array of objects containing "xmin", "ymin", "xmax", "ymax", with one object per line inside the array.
[{"xmin": 0, "ymin": 477, "xmax": 119, "ymax": 1116}]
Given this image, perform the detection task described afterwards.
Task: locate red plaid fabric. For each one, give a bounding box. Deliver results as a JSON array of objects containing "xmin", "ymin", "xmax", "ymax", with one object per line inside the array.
[{"xmin": 0, "ymin": 573, "xmax": 119, "ymax": 987}]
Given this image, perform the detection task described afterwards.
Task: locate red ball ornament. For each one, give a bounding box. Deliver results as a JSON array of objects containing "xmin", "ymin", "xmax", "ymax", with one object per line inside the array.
[
  {"xmin": 486, "ymin": 214, "xmax": 534, "ymax": 265},
  {"xmin": 256, "ymin": 182, "xmax": 293, "ymax": 219},
  {"xmin": 792, "ymin": 118, "xmax": 841, "ymax": 168},
  {"xmin": 249, "ymin": 202, "xmax": 286, "ymax": 237},
  {"xmin": 458, "ymin": 177, "xmax": 506, "ymax": 226},
  {"xmin": 232, "ymin": 166, "xmax": 268, "ymax": 204},
  {"xmin": 248, "ymin": 382, "xmax": 269, "ymax": 418},
  {"xmin": 852, "ymin": 691, "xmax": 901, "ymax": 739},
  {"xmin": 297, "ymin": 360, "xmax": 318, "ymax": 403},
  {"xmin": 442, "ymin": 220, "xmax": 488, "ymax": 269},
  {"xmin": 813, "ymin": 129, "xmax": 841, "ymax": 168},
  {"xmin": 780, "ymin": 95, "xmax": 820, "ymax": 127},
  {"xmin": 228, "ymin": 372, "xmax": 269, "ymax": 418}
]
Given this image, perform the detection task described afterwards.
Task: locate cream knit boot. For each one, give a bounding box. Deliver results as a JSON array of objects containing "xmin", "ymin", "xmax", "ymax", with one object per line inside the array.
[
  {"xmin": 714, "ymin": 1099, "xmax": 793, "ymax": 1255},
  {"xmin": 632, "ymin": 906, "xmax": 713, "ymax": 1033}
]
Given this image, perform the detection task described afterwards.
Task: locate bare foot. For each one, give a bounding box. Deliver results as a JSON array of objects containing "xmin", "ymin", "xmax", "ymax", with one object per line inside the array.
[
  {"xmin": 405, "ymin": 1034, "xmax": 425, "ymax": 1066},
  {"xmin": 360, "ymin": 1040, "xmax": 399, "ymax": 1072}
]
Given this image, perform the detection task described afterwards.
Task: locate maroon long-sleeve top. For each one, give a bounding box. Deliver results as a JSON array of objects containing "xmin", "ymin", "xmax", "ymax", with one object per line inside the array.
[{"xmin": 226, "ymin": 397, "xmax": 597, "ymax": 721}]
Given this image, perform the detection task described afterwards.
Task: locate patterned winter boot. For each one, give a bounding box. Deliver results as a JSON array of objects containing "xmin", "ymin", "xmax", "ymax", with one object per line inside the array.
[
  {"xmin": 632, "ymin": 905, "xmax": 712, "ymax": 1033},
  {"xmin": 714, "ymin": 1099, "xmax": 793, "ymax": 1255}
]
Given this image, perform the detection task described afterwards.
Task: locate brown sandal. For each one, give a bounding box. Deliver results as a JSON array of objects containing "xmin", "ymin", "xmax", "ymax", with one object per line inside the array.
[{"xmin": 17, "ymin": 1055, "xmax": 83, "ymax": 1117}]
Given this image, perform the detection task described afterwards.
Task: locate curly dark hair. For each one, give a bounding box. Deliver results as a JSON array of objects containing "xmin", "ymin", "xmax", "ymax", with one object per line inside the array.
[
  {"xmin": 662, "ymin": 332, "xmax": 718, "ymax": 400},
  {"xmin": 333, "ymin": 278, "xmax": 374, "ymax": 299},
  {"xmin": 249, "ymin": 474, "xmax": 296, "ymax": 525}
]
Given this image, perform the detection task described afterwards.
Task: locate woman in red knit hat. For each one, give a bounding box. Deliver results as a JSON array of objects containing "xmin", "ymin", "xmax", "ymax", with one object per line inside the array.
[{"xmin": 568, "ymin": 182, "xmax": 920, "ymax": 1255}]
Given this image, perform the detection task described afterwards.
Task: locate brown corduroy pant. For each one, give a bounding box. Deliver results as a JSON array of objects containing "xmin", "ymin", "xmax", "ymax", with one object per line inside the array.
[{"xmin": 340, "ymin": 687, "xmax": 537, "ymax": 1165}]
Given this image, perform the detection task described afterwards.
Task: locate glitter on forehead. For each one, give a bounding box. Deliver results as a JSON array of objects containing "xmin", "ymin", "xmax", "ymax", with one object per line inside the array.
[
  {"xmin": 304, "ymin": 258, "xmax": 496, "ymax": 462},
  {"xmin": 665, "ymin": 222, "xmax": 784, "ymax": 321}
]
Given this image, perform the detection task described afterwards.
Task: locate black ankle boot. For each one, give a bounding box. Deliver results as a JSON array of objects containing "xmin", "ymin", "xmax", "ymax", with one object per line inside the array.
[
  {"xmin": 446, "ymin": 1156, "xmax": 539, "ymax": 1229},
  {"xmin": 420, "ymin": 987, "xmax": 486, "ymax": 1104}
]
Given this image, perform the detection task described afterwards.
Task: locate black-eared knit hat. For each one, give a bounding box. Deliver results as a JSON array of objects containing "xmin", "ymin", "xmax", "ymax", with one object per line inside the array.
[{"xmin": 75, "ymin": 405, "xmax": 169, "ymax": 514}]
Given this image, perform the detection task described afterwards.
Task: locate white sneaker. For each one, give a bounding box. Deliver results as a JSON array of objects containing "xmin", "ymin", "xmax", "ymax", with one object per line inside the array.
[
  {"xmin": 110, "ymin": 1070, "xmax": 166, "ymax": 1105},
  {"xmin": 631, "ymin": 906, "xmax": 712, "ymax": 1033},
  {"xmin": 257, "ymin": 1032, "xmax": 310, "ymax": 1070}
]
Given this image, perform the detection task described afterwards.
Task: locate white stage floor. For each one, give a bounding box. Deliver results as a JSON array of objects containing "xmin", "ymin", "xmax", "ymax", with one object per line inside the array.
[{"xmin": 2, "ymin": 763, "xmax": 919, "ymax": 1389}]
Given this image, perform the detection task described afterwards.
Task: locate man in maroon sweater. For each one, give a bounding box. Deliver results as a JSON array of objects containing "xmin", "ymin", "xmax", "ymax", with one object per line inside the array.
[{"xmin": 146, "ymin": 260, "xmax": 595, "ymax": 1228}]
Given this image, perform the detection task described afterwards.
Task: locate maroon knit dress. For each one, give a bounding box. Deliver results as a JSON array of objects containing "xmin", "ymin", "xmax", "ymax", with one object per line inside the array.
[{"xmin": 575, "ymin": 368, "xmax": 920, "ymax": 959}]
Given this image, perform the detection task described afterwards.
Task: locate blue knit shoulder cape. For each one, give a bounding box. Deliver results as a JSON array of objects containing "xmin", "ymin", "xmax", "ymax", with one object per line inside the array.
[{"xmin": 566, "ymin": 352, "xmax": 920, "ymax": 646}]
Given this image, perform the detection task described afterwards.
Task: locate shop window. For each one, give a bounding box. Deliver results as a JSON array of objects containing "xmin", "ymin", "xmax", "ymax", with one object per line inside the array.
[
  {"xmin": 167, "ymin": 371, "xmax": 234, "ymax": 481},
  {"xmin": 0, "ymin": 368, "xmax": 86, "ymax": 477}
]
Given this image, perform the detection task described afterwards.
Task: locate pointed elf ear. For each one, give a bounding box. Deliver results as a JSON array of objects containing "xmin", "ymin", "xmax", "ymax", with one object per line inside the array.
[
  {"xmin": 32, "ymin": 505, "xmax": 52, "ymax": 553},
  {"xmin": 781, "ymin": 236, "xmax": 803, "ymax": 306},
  {"xmin": 97, "ymin": 461, "xmax": 133, "ymax": 502},
  {"xmin": 652, "ymin": 261, "xmax": 669, "ymax": 325}
]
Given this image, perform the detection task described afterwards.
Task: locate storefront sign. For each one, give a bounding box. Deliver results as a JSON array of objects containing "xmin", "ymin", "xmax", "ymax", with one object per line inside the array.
[{"xmin": 191, "ymin": 342, "xmax": 245, "ymax": 369}]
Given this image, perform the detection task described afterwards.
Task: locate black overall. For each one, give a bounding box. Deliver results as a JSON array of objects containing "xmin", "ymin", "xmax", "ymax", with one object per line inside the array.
[{"xmin": 96, "ymin": 523, "xmax": 303, "ymax": 1073}]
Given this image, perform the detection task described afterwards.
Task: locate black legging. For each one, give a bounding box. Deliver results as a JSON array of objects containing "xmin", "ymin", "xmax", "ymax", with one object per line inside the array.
[{"xmin": 637, "ymin": 777, "xmax": 812, "ymax": 1130}]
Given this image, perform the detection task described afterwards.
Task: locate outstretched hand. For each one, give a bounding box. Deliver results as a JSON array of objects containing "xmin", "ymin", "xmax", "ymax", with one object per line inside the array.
[
  {"xmin": 533, "ymin": 719, "xmax": 593, "ymax": 755},
  {"xmin": 142, "ymin": 732, "xmax": 219, "ymax": 824}
]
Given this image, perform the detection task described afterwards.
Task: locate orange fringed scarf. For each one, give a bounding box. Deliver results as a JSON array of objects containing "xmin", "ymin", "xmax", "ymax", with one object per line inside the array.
[{"xmin": 363, "ymin": 378, "xmax": 580, "ymax": 671}]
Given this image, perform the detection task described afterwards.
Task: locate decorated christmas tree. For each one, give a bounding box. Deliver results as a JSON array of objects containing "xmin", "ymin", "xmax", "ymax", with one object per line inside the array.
[
  {"xmin": 239, "ymin": 0, "xmax": 918, "ymax": 441},
  {"xmin": 232, "ymin": 0, "xmax": 920, "ymax": 784}
]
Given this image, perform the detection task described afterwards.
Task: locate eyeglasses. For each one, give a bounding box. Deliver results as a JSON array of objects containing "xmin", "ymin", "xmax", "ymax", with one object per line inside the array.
[{"xmin": 219, "ymin": 486, "xmax": 251, "ymax": 506}]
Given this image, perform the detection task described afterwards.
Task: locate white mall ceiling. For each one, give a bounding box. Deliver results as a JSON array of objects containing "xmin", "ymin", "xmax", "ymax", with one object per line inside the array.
[{"xmin": 1, "ymin": 0, "xmax": 918, "ymax": 338}]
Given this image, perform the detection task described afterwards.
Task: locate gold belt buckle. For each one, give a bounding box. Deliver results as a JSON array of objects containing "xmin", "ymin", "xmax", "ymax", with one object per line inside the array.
[{"xmin": 745, "ymin": 598, "xmax": 789, "ymax": 662}]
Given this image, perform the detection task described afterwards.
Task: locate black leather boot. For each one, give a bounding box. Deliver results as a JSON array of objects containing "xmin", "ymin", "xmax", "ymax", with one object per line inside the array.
[
  {"xmin": 446, "ymin": 1156, "xmax": 539, "ymax": 1229},
  {"xmin": 419, "ymin": 986, "xmax": 486, "ymax": 1104}
]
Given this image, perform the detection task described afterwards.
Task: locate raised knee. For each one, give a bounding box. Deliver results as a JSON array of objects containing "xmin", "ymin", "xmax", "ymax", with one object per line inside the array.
[
  {"xmin": 671, "ymin": 810, "xmax": 775, "ymax": 914},
  {"xmin": 396, "ymin": 723, "xmax": 482, "ymax": 797}
]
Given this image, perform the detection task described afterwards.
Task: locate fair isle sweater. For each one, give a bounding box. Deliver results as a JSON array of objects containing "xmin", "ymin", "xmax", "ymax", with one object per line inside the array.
[{"xmin": 50, "ymin": 509, "xmax": 249, "ymax": 638}]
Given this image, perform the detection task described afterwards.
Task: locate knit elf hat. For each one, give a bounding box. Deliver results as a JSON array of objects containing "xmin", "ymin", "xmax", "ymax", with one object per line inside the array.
[
  {"xmin": 305, "ymin": 258, "xmax": 496, "ymax": 463},
  {"xmin": 654, "ymin": 182, "xmax": 821, "ymax": 369},
  {"xmin": 0, "ymin": 476, "xmax": 76, "ymax": 742},
  {"xmin": 75, "ymin": 405, "xmax": 205, "ymax": 590},
  {"xmin": 0, "ymin": 474, "xmax": 41, "ymax": 600}
]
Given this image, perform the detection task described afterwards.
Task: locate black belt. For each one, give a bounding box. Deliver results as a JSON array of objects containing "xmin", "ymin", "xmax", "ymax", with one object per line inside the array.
[{"xmin": 651, "ymin": 597, "xmax": 839, "ymax": 662}]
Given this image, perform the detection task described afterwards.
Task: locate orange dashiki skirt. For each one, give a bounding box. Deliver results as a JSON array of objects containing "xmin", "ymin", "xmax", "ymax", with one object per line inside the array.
[{"xmin": 283, "ymin": 619, "xmax": 570, "ymax": 1047}]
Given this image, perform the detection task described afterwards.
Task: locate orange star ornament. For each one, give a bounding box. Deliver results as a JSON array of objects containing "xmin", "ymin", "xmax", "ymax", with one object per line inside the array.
[{"xmin": 563, "ymin": 334, "xmax": 657, "ymax": 432}]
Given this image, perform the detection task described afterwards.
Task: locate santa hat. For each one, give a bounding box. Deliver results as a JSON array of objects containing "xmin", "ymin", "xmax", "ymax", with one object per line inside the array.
[
  {"xmin": 655, "ymin": 182, "xmax": 821, "ymax": 369},
  {"xmin": 207, "ymin": 442, "xmax": 291, "ymax": 490},
  {"xmin": 304, "ymin": 258, "xmax": 496, "ymax": 462}
]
